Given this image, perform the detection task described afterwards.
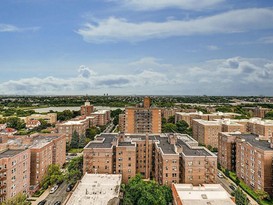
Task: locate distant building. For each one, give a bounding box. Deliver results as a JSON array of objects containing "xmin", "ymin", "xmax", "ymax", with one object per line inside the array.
[
  {"xmin": 0, "ymin": 149, "xmax": 30, "ymax": 203},
  {"xmin": 218, "ymin": 132, "xmax": 273, "ymax": 197},
  {"xmin": 26, "ymin": 120, "xmax": 41, "ymax": 129},
  {"xmin": 243, "ymin": 106, "xmax": 271, "ymax": 118},
  {"xmin": 25, "ymin": 113, "xmax": 57, "ymax": 124},
  {"xmin": 175, "ymin": 111, "xmax": 240, "ymax": 127},
  {"xmin": 83, "ymin": 133, "xmax": 217, "ymax": 186},
  {"xmin": 119, "ymin": 97, "xmax": 161, "ymax": 134},
  {"xmin": 143, "ymin": 96, "xmax": 151, "ymax": 109},
  {"xmin": 172, "ymin": 184, "xmax": 235, "ymax": 205},
  {"xmin": 81, "ymin": 100, "xmax": 94, "ymax": 116},
  {"xmin": 90, "ymin": 110, "xmax": 111, "ymax": 126},
  {"xmin": 66, "ymin": 173, "xmax": 122, "ymax": 205}
]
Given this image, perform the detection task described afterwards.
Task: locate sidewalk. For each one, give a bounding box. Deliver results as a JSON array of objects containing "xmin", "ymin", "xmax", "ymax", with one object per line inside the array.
[{"xmin": 28, "ymin": 188, "xmax": 50, "ymax": 205}]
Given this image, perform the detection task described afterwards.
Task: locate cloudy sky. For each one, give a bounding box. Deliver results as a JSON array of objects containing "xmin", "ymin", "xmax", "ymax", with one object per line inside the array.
[{"xmin": 1, "ymin": 0, "xmax": 273, "ymax": 96}]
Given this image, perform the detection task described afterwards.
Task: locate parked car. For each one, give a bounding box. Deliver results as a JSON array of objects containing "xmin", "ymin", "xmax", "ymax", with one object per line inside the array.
[
  {"xmin": 66, "ymin": 183, "xmax": 74, "ymax": 192},
  {"xmin": 217, "ymin": 172, "xmax": 223, "ymax": 178},
  {"xmin": 69, "ymin": 153, "xmax": 77, "ymax": 156},
  {"xmin": 229, "ymin": 185, "xmax": 236, "ymax": 191},
  {"xmin": 54, "ymin": 201, "xmax": 61, "ymax": 205},
  {"xmin": 50, "ymin": 185, "xmax": 59, "ymax": 194},
  {"xmin": 38, "ymin": 199, "xmax": 47, "ymax": 205}
]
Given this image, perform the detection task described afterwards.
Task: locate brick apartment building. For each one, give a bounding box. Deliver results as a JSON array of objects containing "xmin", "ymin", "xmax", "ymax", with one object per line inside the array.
[
  {"xmin": 218, "ymin": 132, "xmax": 273, "ymax": 196},
  {"xmin": 0, "ymin": 149, "xmax": 30, "ymax": 203},
  {"xmin": 192, "ymin": 118, "xmax": 273, "ymax": 149},
  {"xmin": 25, "ymin": 113, "xmax": 57, "ymax": 124},
  {"xmin": 175, "ymin": 112, "xmax": 240, "ymax": 127},
  {"xmin": 0, "ymin": 133, "xmax": 66, "ymax": 197},
  {"xmin": 83, "ymin": 133, "xmax": 217, "ymax": 186},
  {"xmin": 243, "ymin": 106, "xmax": 271, "ymax": 118},
  {"xmin": 81, "ymin": 100, "xmax": 94, "ymax": 116},
  {"xmin": 90, "ymin": 110, "xmax": 111, "ymax": 126},
  {"xmin": 57, "ymin": 110, "xmax": 110, "ymax": 142}
]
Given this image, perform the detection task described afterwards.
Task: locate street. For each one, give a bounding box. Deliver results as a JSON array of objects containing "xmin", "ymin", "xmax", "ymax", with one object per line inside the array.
[{"xmin": 44, "ymin": 182, "xmax": 69, "ymax": 205}]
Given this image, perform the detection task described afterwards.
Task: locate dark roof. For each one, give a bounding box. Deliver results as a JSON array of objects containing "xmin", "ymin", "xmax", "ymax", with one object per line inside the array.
[
  {"xmin": 231, "ymin": 134, "xmax": 273, "ymax": 151},
  {"xmin": 157, "ymin": 137, "xmax": 177, "ymax": 154},
  {"xmin": 118, "ymin": 142, "xmax": 135, "ymax": 147},
  {"xmin": 86, "ymin": 134, "xmax": 116, "ymax": 149},
  {"xmin": 0, "ymin": 149, "xmax": 26, "ymax": 159},
  {"xmin": 177, "ymin": 139, "xmax": 212, "ymax": 156}
]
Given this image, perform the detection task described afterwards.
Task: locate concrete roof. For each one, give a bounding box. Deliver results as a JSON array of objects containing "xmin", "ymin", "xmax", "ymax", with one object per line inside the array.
[
  {"xmin": 66, "ymin": 173, "xmax": 122, "ymax": 205},
  {"xmin": 173, "ymin": 184, "xmax": 235, "ymax": 205},
  {"xmin": 0, "ymin": 149, "xmax": 26, "ymax": 159}
]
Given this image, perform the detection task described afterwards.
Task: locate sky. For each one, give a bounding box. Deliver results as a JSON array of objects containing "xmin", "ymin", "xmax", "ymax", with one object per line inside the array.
[{"xmin": 0, "ymin": 0, "xmax": 273, "ymax": 96}]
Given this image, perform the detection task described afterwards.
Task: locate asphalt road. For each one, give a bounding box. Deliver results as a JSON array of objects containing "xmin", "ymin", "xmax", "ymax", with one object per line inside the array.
[{"xmin": 44, "ymin": 182, "xmax": 69, "ymax": 205}]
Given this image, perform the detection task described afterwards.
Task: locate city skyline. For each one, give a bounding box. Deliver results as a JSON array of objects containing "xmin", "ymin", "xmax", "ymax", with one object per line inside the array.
[{"xmin": 1, "ymin": 0, "xmax": 273, "ymax": 95}]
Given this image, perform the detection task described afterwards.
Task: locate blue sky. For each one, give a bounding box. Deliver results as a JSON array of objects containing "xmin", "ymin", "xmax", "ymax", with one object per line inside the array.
[{"xmin": 0, "ymin": 0, "xmax": 273, "ymax": 95}]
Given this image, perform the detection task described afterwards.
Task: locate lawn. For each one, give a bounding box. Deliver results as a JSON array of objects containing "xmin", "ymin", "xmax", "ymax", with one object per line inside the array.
[{"xmin": 68, "ymin": 148, "xmax": 83, "ymax": 153}]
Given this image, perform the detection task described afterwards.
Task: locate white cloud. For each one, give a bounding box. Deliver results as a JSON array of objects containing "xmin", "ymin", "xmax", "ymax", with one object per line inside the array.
[
  {"xmin": 0, "ymin": 24, "xmax": 39, "ymax": 33},
  {"xmin": 259, "ymin": 36, "xmax": 273, "ymax": 44},
  {"xmin": 112, "ymin": 0, "xmax": 224, "ymax": 11},
  {"xmin": 77, "ymin": 8, "xmax": 273, "ymax": 43},
  {"xmin": 207, "ymin": 45, "xmax": 219, "ymax": 50},
  {"xmin": 0, "ymin": 57, "xmax": 273, "ymax": 95},
  {"xmin": 78, "ymin": 65, "xmax": 97, "ymax": 78}
]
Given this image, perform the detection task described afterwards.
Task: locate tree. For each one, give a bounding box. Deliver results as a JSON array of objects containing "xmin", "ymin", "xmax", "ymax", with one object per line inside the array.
[
  {"xmin": 255, "ymin": 190, "xmax": 270, "ymax": 201},
  {"xmin": 1, "ymin": 193, "xmax": 31, "ymax": 205},
  {"xmin": 66, "ymin": 156, "xmax": 83, "ymax": 184},
  {"xmin": 176, "ymin": 120, "xmax": 189, "ymax": 133},
  {"xmin": 79, "ymin": 134, "xmax": 86, "ymax": 148},
  {"xmin": 86, "ymin": 127, "xmax": 99, "ymax": 141},
  {"xmin": 6, "ymin": 117, "xmax": 25, "ymax": 130},
  {"xmin": 167, "ymin": 115, "xmax": 175, "ymax": 124},
  {"xmin": 162, "ymin": 123, "xmax": 177, "ymax": 133},
  {"xmin": 122, "ymin": 174, "xmax": 172, "ymax": 205},
  {"xmin": 265, "ymin": 111, "xmax": 273, "ymax": 120},
  {"xmin": 235, "ymin": 188, "xmax": 250, "ymax": 205},
  {"xmin": 40, "ymin": 164, "xmax": 64, "ymax": 189},
  {"xmin": 70, "ymin": 130, "xmax": 79, "ymax": 148},
  {"xmin": 110, "ymin": 109, "xmax": 123, "ymax": 118}
]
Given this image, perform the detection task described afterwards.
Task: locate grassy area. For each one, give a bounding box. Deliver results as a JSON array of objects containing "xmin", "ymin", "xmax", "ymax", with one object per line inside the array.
[
  {"xmin": 68, "ymin": 148, "xmax": 83, "ymax": 153},
  {"xmin": 221, "ymin": 167, "xmax": 273, "ymax": 205},
  {"xmin": 32, "ymin": 188, "xmax": 45, "ymax": 197}
]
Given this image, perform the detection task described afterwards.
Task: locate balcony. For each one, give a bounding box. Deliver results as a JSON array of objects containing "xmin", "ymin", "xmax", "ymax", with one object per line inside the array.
[
  {"xmin": 0, "ymin": 169, "xmax": 6, "ymax": 173},
  {"xmin": 0, "ymin": 184, "xmax": 6, "ymax": 189},
  {"xmin": 0, "ymin": 176, "xmax": 6, "ymax": 181}
]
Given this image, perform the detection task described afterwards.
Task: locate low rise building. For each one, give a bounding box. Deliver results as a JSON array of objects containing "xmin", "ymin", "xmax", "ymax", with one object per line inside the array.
[
  {"xmin": 172, "ymin": 184, "xmax": 235, "ymax": 205},
  {"xmin": 66, "ymin": 173, "xmax": 122, "ymax": 205},
  {"xmin": 26, "ymin": 120, "xmax": 41, "ymax": 129},
  {"xmin": 25, "ymin": 113, "xmax": 57, "ymax": 124}
]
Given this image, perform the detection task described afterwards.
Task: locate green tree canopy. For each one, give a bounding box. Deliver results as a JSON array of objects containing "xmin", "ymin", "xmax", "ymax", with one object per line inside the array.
[
  {"xmin": 6, "ymin": 117, "xmax": 25, "ymax": 130},
  {"xmin": 40, "ymin": 164, "xmax": 64, "ymax": 189},
  {"xmin": 1, "ymin": 193, "xmax": 30, "ymax": 205},
  {"xmin": 70, "ymin": 130, "xmax": 80, "ymax": 148},
  {"xmin": 123, "ymin": 174, "xmax": 172, "ymax": 205},
  {"xmin": 66, "ymin": 156, "xmax": 83, "ymax": 184}
]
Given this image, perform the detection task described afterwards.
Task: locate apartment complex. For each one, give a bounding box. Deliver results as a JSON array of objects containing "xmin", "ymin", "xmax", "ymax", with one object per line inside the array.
[
  {"xmin": 243, "ymin": 106, "xmax": 271, "ymax": 118},
  {"xmin": 90, "ymin": 110, "xmax": 111, "ymax": 126},
  {"xmin": 25, "ymin": 113, "xmax": 57, "ymax": 124},
  {"xmin": 0, "ymin": 149, "xmax": 30, "ymax": 203},
  {"xmin": 247, "ymin": 118, "xmax": 273, "ymax": 139},
  {"xmin": 56, "ymin": 112, "xmax": 110, "ymax": 142},
  {"xmin": 83, "ymin": 133, "xmax": 217, "ymax": 186},
  {"xmin": 175, "ymin": 111, "xmax": 240, "ymax": 127},
  {"xmin": 0, "ymin": 134, "xmax": 66, "ymax": 196},
  {"xmin": 192, "ymin": 118, "xmax": 273, "ymax": 149},
  {"xmin": 218, "ymin": 132, "xmax": 273, "ymax": 196},
  {"xmin": 172, "ymin": 184, "xmax": 235, "ymax": 205},
  {"xmin": 80, "ymin": 100, "xmax": 94, "ymax": 116},
  {"xmin": 192, "ymin": 119, "xmax": 246, "ymax": 149}
]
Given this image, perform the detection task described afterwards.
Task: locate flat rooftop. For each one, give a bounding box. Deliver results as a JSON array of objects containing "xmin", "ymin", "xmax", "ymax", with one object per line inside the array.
[
  {"xmin": 177, "ymin": 139, "xmax": 213, "ymax": 156},
  {"xmin": 173, "ymin": 184, "xmax": 235, "ymax": 205},
  {"xmin": 66, "ymin": 174, "xmax": 122, "ymax": 205},
  {"xmin": 0, "ymin": 149, "xmax": 26, "ymax": 159},
  {"xmin": 86, "ymin": 134, "xmax": 116, "ymax": 149},
  {"xmin": 231, "ymin": 134, "xmax": 273, "ymax": 151}
]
